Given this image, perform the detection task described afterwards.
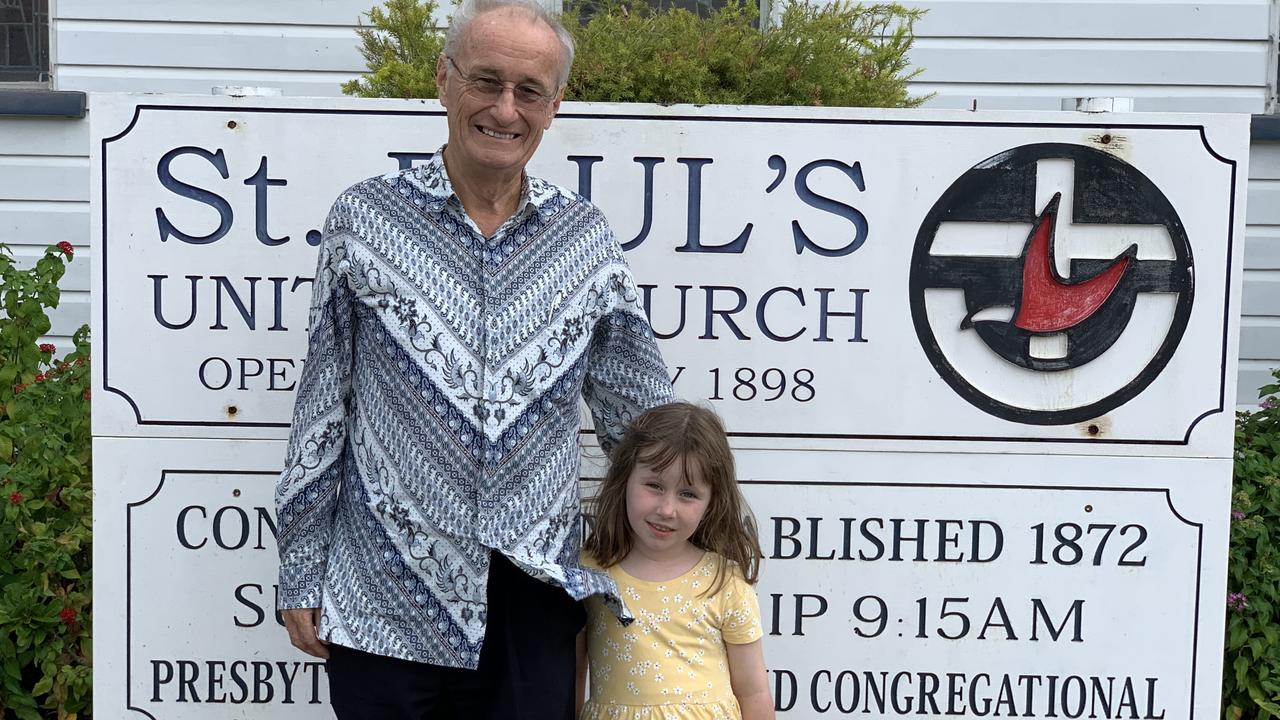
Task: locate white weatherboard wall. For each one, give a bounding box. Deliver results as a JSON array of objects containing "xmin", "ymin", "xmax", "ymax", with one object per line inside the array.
[
  {"xmin": 1242, "ymin": 142, "xmax": 1280, "ymax": 406},
  {"xmin": 906, "ymin": 1, "xmax": 1274, "ymax": 114},
  {"xmin": 3, "ymin": 0, "xmax": 1276, "ymax": 403}
]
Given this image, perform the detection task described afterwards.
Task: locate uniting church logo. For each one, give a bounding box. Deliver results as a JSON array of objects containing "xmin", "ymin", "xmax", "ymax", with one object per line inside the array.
[{"xmin": 909, "ymin": 143, "xmax": 1195, "ymax": 426}]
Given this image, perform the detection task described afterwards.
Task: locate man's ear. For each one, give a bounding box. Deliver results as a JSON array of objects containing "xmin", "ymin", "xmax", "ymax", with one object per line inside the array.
[{"xmin": 436, "ymin": 54, "xmax": 450, "ymax": 106}]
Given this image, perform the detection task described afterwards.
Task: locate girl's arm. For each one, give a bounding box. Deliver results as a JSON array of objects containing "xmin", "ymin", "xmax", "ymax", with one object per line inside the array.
[
  {"xmin": 726, "ymin": 639, "xmax": 775, "ymax": 720},
  {"xmin": 575, "ymin": 629, "xmax": 588, "ymax": 719}
]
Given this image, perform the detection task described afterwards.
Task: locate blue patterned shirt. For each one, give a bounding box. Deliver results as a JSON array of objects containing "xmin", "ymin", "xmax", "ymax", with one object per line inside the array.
[{"xmin": 275, "ymin": 150, "xmax": 674, "ymax": 668}]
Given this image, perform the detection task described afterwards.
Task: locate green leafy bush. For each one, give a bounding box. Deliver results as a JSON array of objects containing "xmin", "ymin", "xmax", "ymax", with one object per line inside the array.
[
  {"xmin": 341, "ymin": 0, "xmax": 926, "ymax": 108},
  {"xmin": 565, "ymin": 0, "xmax": 924, "ymax": 106},
  {"xmin": 1224, "ymin": 369, "xmax": 1280, "ymax": 719},
  {"xmin": 0, "ymin": 242, "xmax": 91, "ymax": 720},
  {"xmin": 342, "ymin": 0, "xmax": 447, "ymax": 99}
]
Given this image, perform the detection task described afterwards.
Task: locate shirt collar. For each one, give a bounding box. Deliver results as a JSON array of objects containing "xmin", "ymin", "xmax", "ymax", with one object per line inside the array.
[{"xmin": 415, "ymin": 146, "xmax": 560, "ymax": 221}]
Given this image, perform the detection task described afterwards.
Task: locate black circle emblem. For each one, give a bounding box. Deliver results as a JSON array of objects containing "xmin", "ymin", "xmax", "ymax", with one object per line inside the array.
[{"xmin": 909, "ymin": 143, "xmax": 1194, "ymax": 426}]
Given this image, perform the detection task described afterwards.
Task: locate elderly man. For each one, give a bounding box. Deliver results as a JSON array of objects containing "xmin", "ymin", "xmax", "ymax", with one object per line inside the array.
[{"xmin": 273, "ymin": 0, "xmax": 674, "ymax": 717}]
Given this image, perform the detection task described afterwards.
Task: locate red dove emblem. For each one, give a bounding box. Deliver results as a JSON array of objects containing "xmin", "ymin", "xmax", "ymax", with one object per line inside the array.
[{"xmin": 1013, "ymin": 193, "xmax": 1134, "ymax": 333}]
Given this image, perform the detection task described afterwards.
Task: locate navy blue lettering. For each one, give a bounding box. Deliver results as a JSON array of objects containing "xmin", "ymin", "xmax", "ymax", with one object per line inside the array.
[
  {"xmin": 199, "ymin": 357, "xmax": 233, "ymax": 391},
  {"xmin": 178, "ymin": 660, "xmax": 200, "ymax": 702},
  {"xmin": 156, "ymin": 146, "xmax": 232, "ymax": 245},
  {"xmin": 639, "ymin": 284, "xmax": 691, "ymax": 340},
  {"xmin": 211, "ymin": 276, "xmax": 260, "ymax": 331},
  {"xmin": 387, "ymin": 151, "xmax": 433, "ymax": 171},
  {"xmin": 701, "ymin": 285, "xmax": 750, "ymax": 340},
  {"xmin": 176, "ymin": 506, "xmax": 208, "ymax": 549},
  {"xmin": 152, "ymin": 660, "xmax": 173, "ymax": 702},
  {"xmin": 243, "ymin": 156, "xmax": 288, "ymax": 246},
  {"xmin": 792, "ymin": 159, "xmax": 868, "ymax": 257},
  {"xmin": 619, "ymin": 157, "xmax": 664, "ymax": 251},
  {"xmin": 234, "ymin": 584, "xmax": 266, "ymax": 628},
  {"xmin": 213, "ymin": 506, "xmax": 250, "ymax": 550},
  {"xmin": 567, "ymin": 155, "xmax": 603, "ymax": 200},
  {"xmin": 206, "ymin": 660, "xmax": 227, "ymax": 703},
  {"xmin": 676, "ymin": 158, "xmax": 750, "ymax": 254},
  {"xmin": 815, "ymin": 288, "xmax": 867, "ymax": 343},
  {"xmin": 267, "ymin": 277, "xmax": 289, "ymax": 331},
  {"xmin": 150, "ymin": 274, "xmax": 201, "ymax": 330},
  {"xmin": 772, "ymin": 517, "xmax": 802, "ymax": 559},
  {"xmin": 252, "ymin": 661, "xmax": 274, "ymax": 703},
  {"xmin": 756, "ymin": 286, "xmax": 806, "ymax": 341},
  {"xmin": 268, "ymin": 359, "xmax": 297, "ymax": 391}
]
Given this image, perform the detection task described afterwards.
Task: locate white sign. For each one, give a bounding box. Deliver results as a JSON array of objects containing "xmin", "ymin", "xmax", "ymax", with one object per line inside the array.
[
  {"xmin": 92, "ymin": 441, "xmax": 1226, "ymax": 719},
  {"xmin": 90, "ymin": 94, "xmax": 1248, "ymax": 719}
]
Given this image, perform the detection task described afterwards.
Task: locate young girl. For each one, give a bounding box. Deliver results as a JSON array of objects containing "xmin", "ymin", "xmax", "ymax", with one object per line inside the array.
[{"xmin": 579, "ymin": 402, "xmax": 774, "ymax": 720}]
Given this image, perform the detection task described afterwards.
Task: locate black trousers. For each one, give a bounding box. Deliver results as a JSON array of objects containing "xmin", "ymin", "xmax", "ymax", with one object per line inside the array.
[{"xmin": 326, "ymin": 552, "xmax": 585, "ymax": 720}]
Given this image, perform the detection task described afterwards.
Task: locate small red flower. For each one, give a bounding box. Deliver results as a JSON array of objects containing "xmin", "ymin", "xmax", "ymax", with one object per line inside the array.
[
  {"xmin": 83, "ymin": 389, "xmax": 91, "ymax": 402},
  {"xmin": 56, "ymin": 241, "xmax": 74, "ymax": 257},
  {"xmin": 75, "ymin": 358, "xmax": 86, "ymax": 367},
  {"xmin": 8, "ymin": 491, "xmax": 22, "ymax": 505},
  {"xmin": 38, "ymin": 343, "xmax": 55, "ymax": 354},
  {"xmin": 13, "ymin": 384, "xmax": 26, "ymax": 394},
  {"xmin": 34, "ymin": 373, "xmax": 45, "ymax": 383},
  {"xmin": 59, "ymin": 607, "xmax": 77, "ymax": 625}
]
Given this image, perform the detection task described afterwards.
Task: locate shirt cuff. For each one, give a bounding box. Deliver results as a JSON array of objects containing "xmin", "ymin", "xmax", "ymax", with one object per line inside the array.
[{"xmin": 277, "ymin": 562, "xmax": 326, "ymax": 609}]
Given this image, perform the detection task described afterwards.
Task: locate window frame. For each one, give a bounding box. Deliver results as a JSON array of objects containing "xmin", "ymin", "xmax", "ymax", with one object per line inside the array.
[{"xmin": 1269, "ymin": 0, "xmax": 1278, "ymax": 114}]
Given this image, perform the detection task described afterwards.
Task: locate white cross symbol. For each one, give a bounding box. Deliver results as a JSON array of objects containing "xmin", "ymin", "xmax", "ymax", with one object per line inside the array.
[
  {"xmin": 931, "ymin": 158, "xmax": 1175, "ymax": 360},
  {"xmin": 923, "ymin": 156, "xmax": 1182, "ymax": 411}
]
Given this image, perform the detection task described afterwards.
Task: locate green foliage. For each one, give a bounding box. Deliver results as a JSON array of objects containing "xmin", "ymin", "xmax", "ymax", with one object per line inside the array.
[
  {"xmin": 0, "ymin": 243, "xmax": 91, "ymax": 720},
  {"xmin": 340, "ymin": 0, "xmax": 927, "ymax": 107},
  {"xmin": 566, "ymin": 0, "xmax": 925, "ymax": 107},
  {"xmin": 342, "ymin": 0, "xmax": 447, "ymax": 98},
  {"xmin": 1225, "ymin": 370, "xmax": 1280, "ymax": 719}
]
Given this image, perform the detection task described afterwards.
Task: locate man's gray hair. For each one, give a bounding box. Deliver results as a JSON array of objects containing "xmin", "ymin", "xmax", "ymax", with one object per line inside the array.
[{"xmin": 444, "ymin": 0, "xmax": 576, "ymax": 87}]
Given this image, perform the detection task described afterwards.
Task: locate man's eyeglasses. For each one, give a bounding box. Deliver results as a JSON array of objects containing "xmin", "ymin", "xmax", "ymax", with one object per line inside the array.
[{"xmin": 444, "ymin": 55, "xmax": 558, "ymax": 111}]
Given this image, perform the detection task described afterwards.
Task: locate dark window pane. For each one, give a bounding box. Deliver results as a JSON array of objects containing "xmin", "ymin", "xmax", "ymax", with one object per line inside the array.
[
  {"xmin": 0, "ymin": 0, "xmax": 48, "ymax": 82},
  {"xmin": 8, "ymin": 25, "xmax": 31, "ymax": 66}
]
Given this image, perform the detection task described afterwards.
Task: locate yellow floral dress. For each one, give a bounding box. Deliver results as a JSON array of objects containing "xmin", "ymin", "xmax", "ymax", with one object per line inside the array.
[{"xmin": 582, "ymin": 552, "xmax": 763, "ymax": 720}]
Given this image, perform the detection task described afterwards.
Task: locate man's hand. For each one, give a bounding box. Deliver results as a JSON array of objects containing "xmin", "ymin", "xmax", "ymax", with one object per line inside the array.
[{"xmin": 283, "ymin": 607, "xmax": 330, "ymax": 659}]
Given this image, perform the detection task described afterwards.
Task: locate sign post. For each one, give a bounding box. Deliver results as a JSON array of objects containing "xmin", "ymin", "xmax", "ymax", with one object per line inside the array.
[{"xmin": 91, "ymin": 95, "xmax": 1248, "ymax": 718}]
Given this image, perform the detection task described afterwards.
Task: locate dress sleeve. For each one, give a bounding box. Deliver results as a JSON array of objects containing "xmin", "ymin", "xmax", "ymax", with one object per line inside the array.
[
  {"xmin": 581, "ymin": 227, "xmax": 675, "ymax": 454},
  {"xmin": 274, "ymin": 194, "xmax": 358, "ymax": 610},
  {"xmin": 720, "ymin": 565, "xmax": 765, "ymax": 645}
]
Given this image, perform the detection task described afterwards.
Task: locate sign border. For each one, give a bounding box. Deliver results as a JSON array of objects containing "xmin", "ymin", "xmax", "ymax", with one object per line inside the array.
[{"xmin": 98, "ymin": 103, "xmax": 1239, "ymax": 446}]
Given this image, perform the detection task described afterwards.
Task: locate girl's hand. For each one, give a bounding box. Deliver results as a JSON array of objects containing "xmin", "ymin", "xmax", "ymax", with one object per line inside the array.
[{"xmin": 727, "ymin": 639, "xmax": 775, "ymax": 720}]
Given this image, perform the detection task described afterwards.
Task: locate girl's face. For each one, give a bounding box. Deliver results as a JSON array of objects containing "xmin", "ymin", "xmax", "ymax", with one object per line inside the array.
[{"xmin": 625, "ymin": 455, "xmax": 712, "ymax": 560}]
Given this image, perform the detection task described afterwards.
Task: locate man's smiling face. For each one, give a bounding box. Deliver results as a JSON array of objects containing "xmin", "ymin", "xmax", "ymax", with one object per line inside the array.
[{"xmin": 435, "ymin": 7, "xmax": 564, "ymax": 181}]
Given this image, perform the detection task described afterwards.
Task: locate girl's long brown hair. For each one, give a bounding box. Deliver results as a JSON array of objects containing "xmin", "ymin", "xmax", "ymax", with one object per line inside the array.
[{"xmin": 584, "ymin": 402, "xmax": 762, "ymax": 596}]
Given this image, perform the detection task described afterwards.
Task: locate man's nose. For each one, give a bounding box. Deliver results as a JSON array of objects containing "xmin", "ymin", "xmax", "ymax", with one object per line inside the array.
[{"xmin": 491, "ymin": 87, "xmax": 520, "ymax": 121}]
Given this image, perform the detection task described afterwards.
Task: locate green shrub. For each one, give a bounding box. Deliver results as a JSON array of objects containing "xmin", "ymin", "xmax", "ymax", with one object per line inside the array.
[
  {"xmin": 565, "ymin": 0, "xmax": 924, "ymax": 106},
  {"xmin": 1224, "ymin": 369, "xmax": 1280, "ymax": 718},
  {"xmin": 342, "ymin": 0, "xmax": 447, "ymax": 99},
  {"xmin": 341, "ymin": 0, "xmax": 927, "ymax": 108},
  {"xmin": 0, "ymin": 242, "xmax": 91, "ymax": 720}
]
